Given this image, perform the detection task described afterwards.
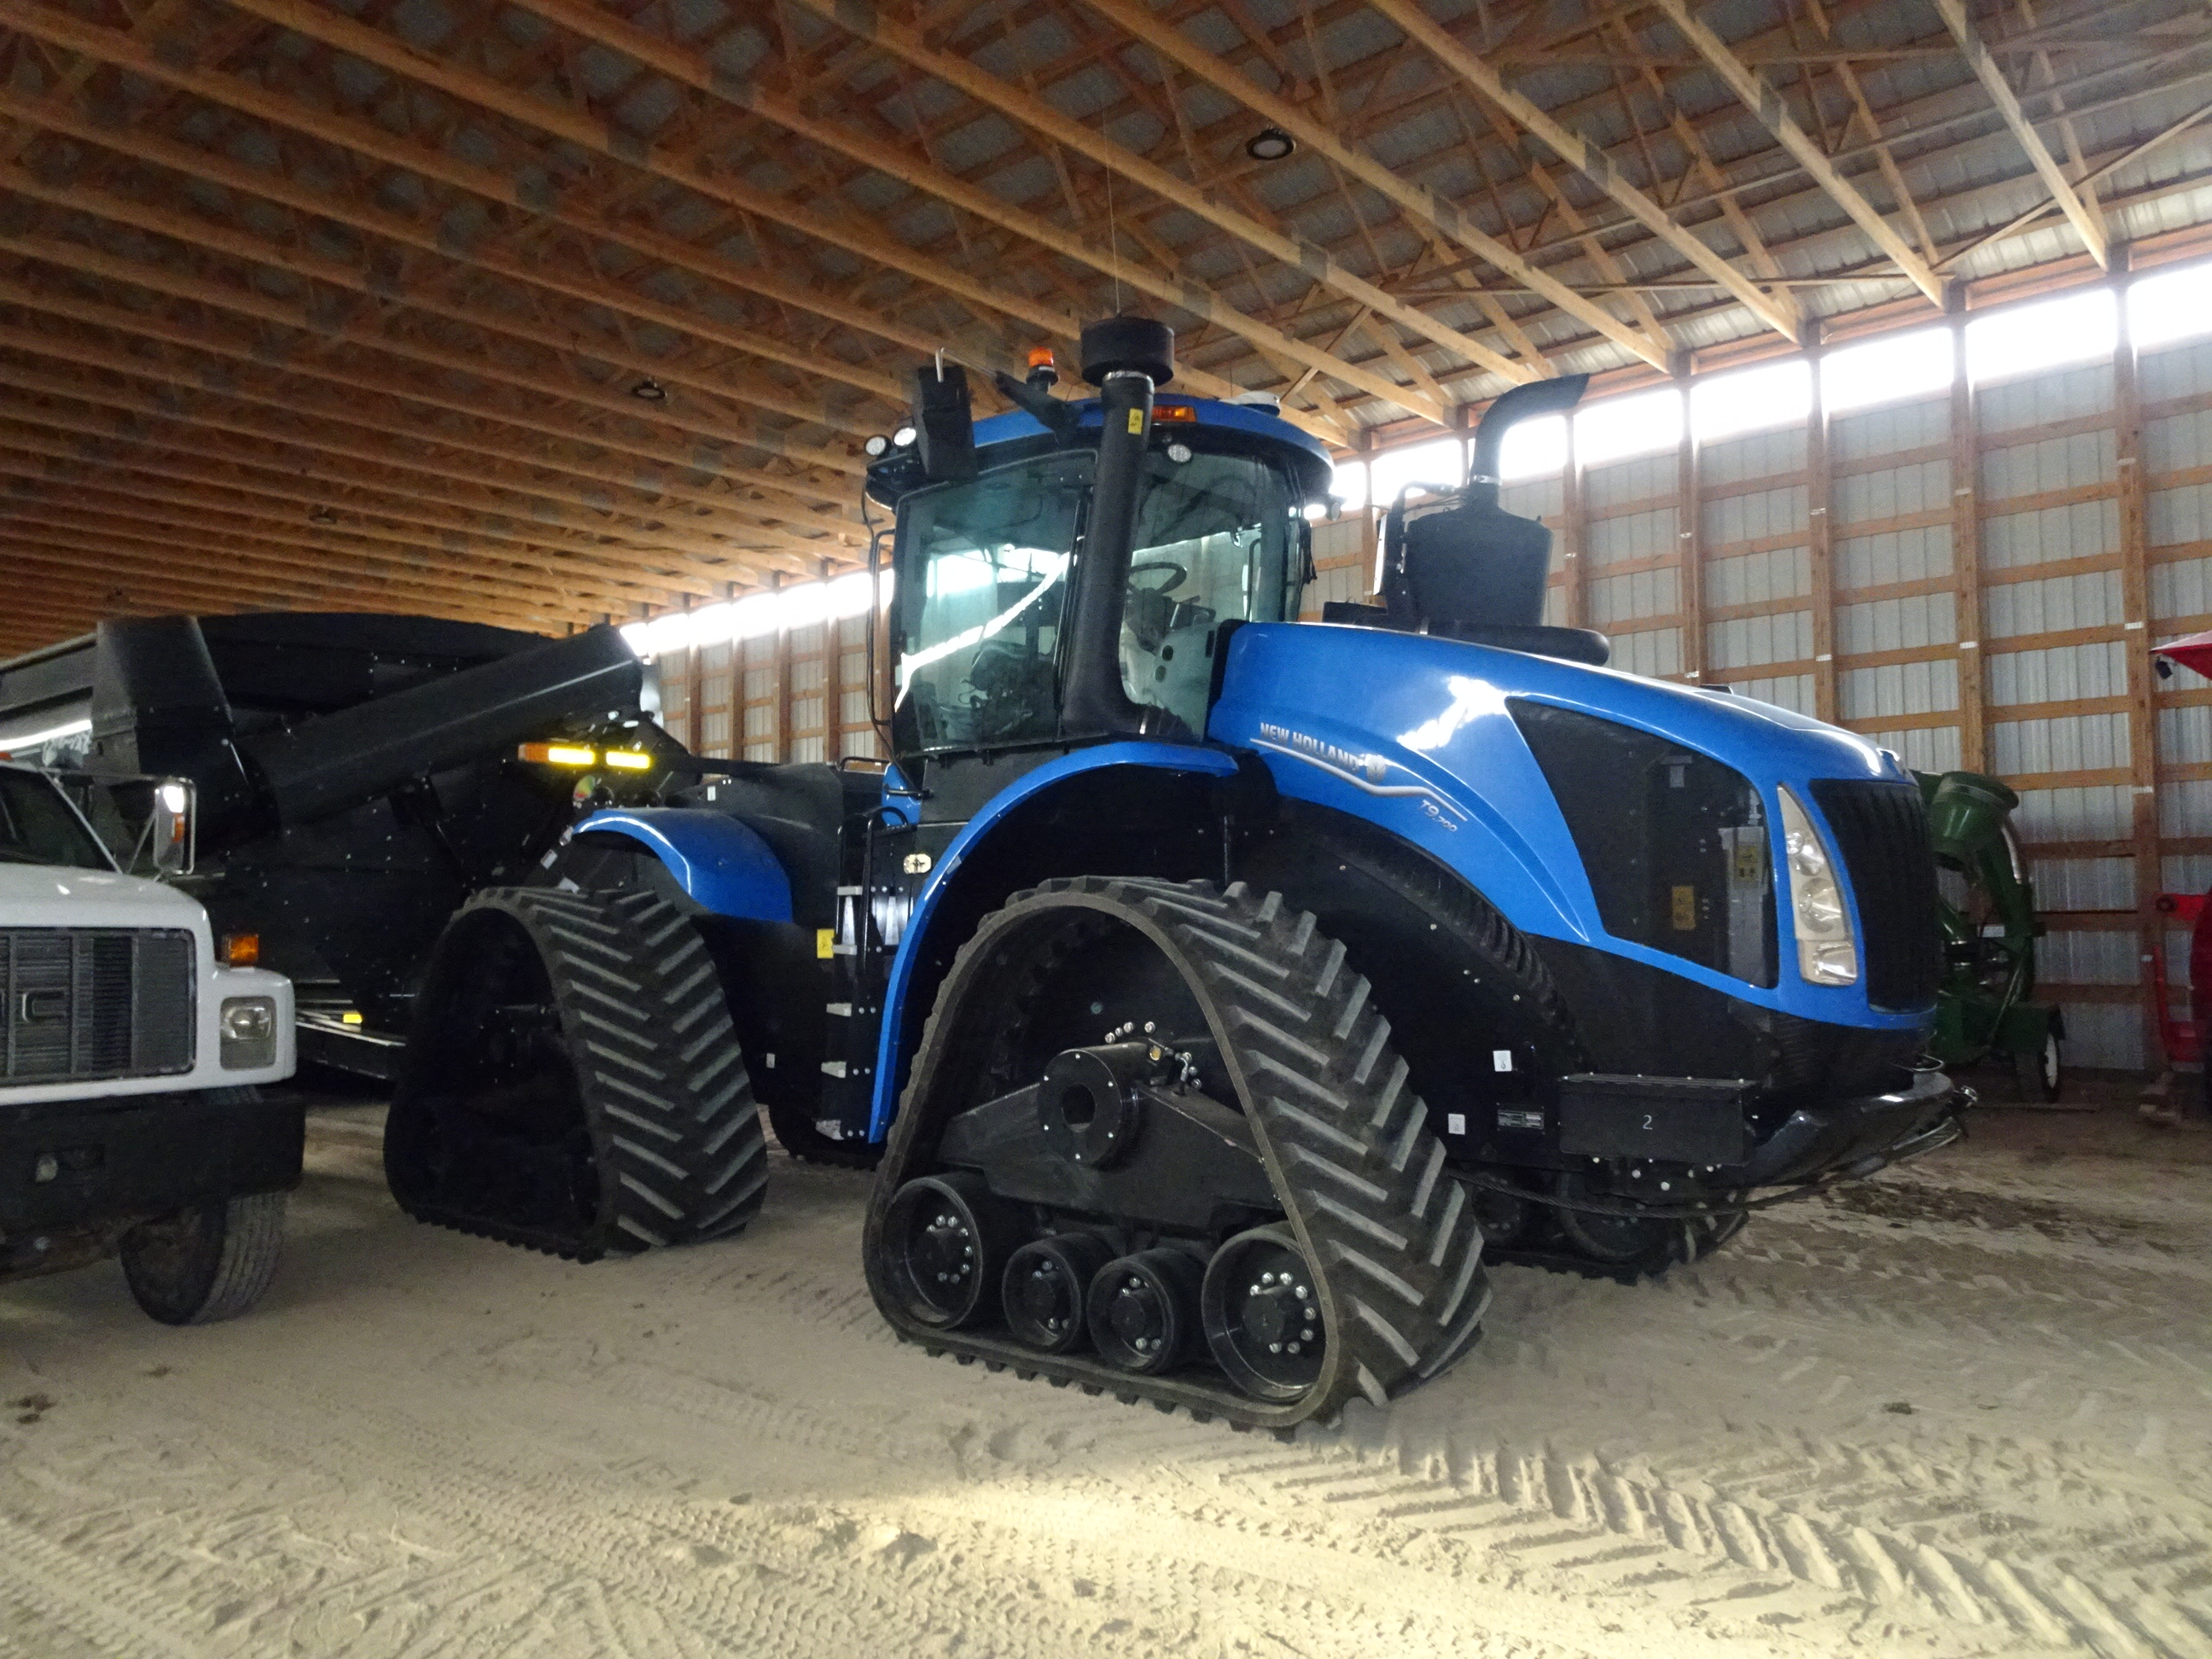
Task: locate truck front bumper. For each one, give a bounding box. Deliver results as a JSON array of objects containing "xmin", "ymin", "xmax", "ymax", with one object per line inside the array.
[
  {"xmin": 1736, "ymin": 1067, "xmax": 1962, "ymax": 1188},
  {"xmin": 0, "ymin": 1088, "xmax": 303, "ymax": 1236}
]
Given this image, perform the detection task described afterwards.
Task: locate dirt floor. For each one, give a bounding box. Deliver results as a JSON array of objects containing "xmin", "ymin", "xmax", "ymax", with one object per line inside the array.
[{"xmin": 0, "ymin": 1080, "xmax": 2207, "ymax": 1659}]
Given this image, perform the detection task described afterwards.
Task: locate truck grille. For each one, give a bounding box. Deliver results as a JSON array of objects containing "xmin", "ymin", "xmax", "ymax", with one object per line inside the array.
[
  {"xmin": 1807, "ymin": 780, "xmax": 1943, "ymax": 1012},
  {"xmin": 2, "ymin": 929, "xmax": 195, "ymax": 1084}
]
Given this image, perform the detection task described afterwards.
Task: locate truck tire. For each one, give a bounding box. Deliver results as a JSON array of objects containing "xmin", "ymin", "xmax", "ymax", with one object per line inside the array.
[
  {"xmin": 386, "ymin": 887, "xmax": 769, "ymax": 1260},
  {"xmin": 120, "ymin": 1154, "xmax": 287, "ymax": 1328}
]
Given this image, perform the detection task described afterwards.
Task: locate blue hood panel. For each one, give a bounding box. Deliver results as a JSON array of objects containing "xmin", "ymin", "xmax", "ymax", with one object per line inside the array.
[{"xmin": 1208, "ymin": 622, "xmax": 1921, "ymax": 1031}]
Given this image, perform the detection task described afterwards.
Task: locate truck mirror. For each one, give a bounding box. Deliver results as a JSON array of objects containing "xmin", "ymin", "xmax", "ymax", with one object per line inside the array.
[{"xmin": 152, "ymin": 777, "xmax": 195, "ymax": 876}]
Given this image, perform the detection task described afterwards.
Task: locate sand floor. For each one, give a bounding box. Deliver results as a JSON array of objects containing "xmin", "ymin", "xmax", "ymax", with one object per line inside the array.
[{"xmin": 1, "ymin": 1089, "xmax": 2207, "ymax": 1658}]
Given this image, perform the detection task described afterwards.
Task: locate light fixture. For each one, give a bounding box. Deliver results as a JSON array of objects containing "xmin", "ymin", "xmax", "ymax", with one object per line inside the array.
[
  {"xmin": 864, "ymin": 434, "xmax": 892, "ymax": 458},
  {"xmin": 308, "ymin": 507, "xmax": 338, "ymax": 526},
  {"xmin": 630, "ymin": 376, "xmax": 669, "ymax": 403},
  {"xmin": 892, "ymin": 424, "xmax": 918, "ymax": 448},
  {"xmin": 1244, "ymin": 126, "xmax": 1295, "ymax": 162}
]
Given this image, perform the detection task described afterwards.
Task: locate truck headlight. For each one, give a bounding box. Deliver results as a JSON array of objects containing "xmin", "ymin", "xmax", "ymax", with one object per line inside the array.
[
  {"xmin": 219, "ymin": 997, "xmax": 278, "ymax": 1068},
  {"xmin": 1778, "ymin": 787, "xmax": 1858, "ymax": 986}
]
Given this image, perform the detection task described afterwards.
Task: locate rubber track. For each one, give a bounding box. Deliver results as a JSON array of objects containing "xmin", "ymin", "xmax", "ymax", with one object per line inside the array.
[
  {"xmin": 392, "ymin": 887, "xmax": 768, "ymax": 1261},
  {"xmin": 865, "ymin": 876, "xmax": 1493, "ymax": 1433}
]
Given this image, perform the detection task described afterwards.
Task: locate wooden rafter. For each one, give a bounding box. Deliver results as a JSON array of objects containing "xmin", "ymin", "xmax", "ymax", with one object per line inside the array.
[
  {"xmin": 1932, "ymin": 0, "xmax": 2112, "ymax": 267},
  {"xmin": 1366, "ymin": 0, "xmax": 1802, "ymax": 343},
  {"xmin": 1650, "ymin": 0, "xmax": 1948, "ymax": 305}
]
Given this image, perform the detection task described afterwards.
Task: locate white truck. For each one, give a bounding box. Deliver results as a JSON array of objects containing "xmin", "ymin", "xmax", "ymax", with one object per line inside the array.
[{"xmin": 1, "ymin": 760, "xmax": 299, "ymax": 1323}]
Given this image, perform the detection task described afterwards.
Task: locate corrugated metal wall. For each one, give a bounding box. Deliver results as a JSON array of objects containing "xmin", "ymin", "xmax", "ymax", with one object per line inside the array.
[{"xmin": 635, "ymin": 278, "xmax": 2212, "ymax": 1072}]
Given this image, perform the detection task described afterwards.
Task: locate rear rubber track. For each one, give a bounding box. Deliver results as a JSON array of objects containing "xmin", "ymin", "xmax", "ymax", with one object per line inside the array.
[
  {"xmin": 389, "ymin": 887, "xmax": 768, "ymax": 1260},
  {"xmin": 866, "ymin": 876, "xmax": 1492, "ymax": 1432}
]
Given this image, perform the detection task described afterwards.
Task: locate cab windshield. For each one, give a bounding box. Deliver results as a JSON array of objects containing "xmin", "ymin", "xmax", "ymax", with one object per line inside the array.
[
  {"xmin": 893, "ymin": 443, "xmax": 1303, "ymax": 754},
  {"xmin": 0, "ymin": 769, "xmax": 113, "ymax": 870}
]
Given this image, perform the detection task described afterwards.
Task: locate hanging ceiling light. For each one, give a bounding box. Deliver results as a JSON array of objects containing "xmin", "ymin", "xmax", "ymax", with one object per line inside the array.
[
  {"xmin": 1244, "ymin": 127, "xmax": 1295, "ymax": 162},
  {"xmin": 308, "ymin": 507, "xmax": 338, "ymax": 526},
  {"xmin": 630, "ymin": 376, "xmax": 669, "ymax": 403}
]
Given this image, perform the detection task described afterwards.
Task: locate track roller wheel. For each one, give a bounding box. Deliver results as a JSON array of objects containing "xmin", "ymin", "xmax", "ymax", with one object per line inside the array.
[
  {"xmin": 1088, "ymin": 1248, "xmax": 1203, "ymax": 1374},
  {"xmin": 1202, "ymin": 1225, "xmax": 1324, "ymax": 1401},
  {"xmin": 882, "ymin": 1173, "xmax": 1015, "ymax": 1329},
  {"xmin": 1003, "ymin": 1232, "xmax": 1114, "ymax": 1353},
  {"xmin": 386, "ymin": 887, "xmax": 767, "ymax": 1260},
  {"xmin": 1553, "ymin": 1172, "xmax": 1677, "ymax": 1266}
]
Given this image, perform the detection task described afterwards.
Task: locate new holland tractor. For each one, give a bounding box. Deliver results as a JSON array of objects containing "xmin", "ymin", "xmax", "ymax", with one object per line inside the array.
[{"xmin": 389, "ymin": 317, "xmax": 1964, "ymax": 1430}]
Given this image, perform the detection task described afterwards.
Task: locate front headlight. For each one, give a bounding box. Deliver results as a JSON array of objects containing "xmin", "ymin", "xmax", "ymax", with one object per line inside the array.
[
  {"xmin": 219, "ymin": 996, "xmax": 278, "ymax": 1069},
  {"xmin": 1778, "ymin": 787, "xmax": 1858, "ymax": 986}
]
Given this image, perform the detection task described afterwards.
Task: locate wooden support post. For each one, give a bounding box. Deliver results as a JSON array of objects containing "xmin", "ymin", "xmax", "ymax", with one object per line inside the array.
[
  {"xmin": 1562, "ymin": 417, "xmax": 1587, "ymax": 632},
  {"xmin": 1807, "ymin": 335, "xmax": 1841, "ymax": 724},
  {"xmin": 2114, "ymin": 262, "xmax": 2166, "ymax": 1064},
  {"xmin": 1679, "ymin": 379, "xmax": 1706, "ymax": 684},
  {"xmin": 1949, "ymin": 319, "xmax": 1989, "ymax": 772},
  {"xmin": 774, "ymin": 577, "xmax": 794, "ymax": 765}
]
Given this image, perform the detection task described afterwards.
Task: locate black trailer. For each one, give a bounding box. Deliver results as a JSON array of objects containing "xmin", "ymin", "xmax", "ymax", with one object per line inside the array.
[{"xmin": 0, "ymin": 612, "xmax": 668, "ymax": 1077}]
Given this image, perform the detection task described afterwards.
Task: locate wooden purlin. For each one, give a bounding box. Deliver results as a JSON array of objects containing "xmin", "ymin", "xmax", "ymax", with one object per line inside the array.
[
  {"xmin": 754, "ymin": 0, "xmax": 1537, "ymax": 387},
  {"xmin": 0, "ymin": 445, "xmax": 667, "ymax": 615},
  {"xmin": 0, "ymin": 390, "xmax": 791, "ymax": 597},
  {"xmin": 1932, "ymin": 0, "xmax": 2111, "ymax": 269},
  {"xmin": 0, "ymin": 93, "xmax": 904, "ymax": 438},
  {"xmin": 0, "ymin": 492, "xmax": 611, "ymax": 627},
  {"xmin": 0, "ymin": 408, "xmax": 752, "ymax": 590},
  {"xmin": 1076, "ymin": 0, "xmax": 1673, "ymax": 372},
  {"xmin": 189, "ymin": 0, "xmax": 1266, "ymax": 410},
  {"xmin": 1365, "ymin": 0, "xmax": 1802, "ymax": 344},
  {"xmin": 1651, "ymin": 0, "xmax": 1947, "ymax": 307},
  {"xmin": 0, "ymin": 2, "xmax": 1029, "ymax": 411},
  {"xmin": 501, "ymin": 2, "xmax": 1429, "ymax": 429},
  {"xmin": 0, "ymin": 536, "xmax": 583, "ymax": 633},
  {"xmin": 0, "ymin": 353, "xmax": 806, "ymax": 606},
  {"xmin": 0, "ymin": 287, "xmax": 850, "ymax": 578},
  {"xmin": 0, "ymin": 194, "xmax": 860, "ymax": 525}
]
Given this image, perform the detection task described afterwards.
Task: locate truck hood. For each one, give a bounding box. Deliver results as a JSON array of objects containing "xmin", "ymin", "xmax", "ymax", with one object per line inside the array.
[{"xmin": 0, "ymin": 862, "xmax": 209, "ymax": 934}]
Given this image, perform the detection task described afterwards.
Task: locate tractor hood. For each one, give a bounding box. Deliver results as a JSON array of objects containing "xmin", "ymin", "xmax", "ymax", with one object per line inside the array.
[{"xmin": 1209, "ymin": 621, "xmax": 1925, "ymax": 1029}]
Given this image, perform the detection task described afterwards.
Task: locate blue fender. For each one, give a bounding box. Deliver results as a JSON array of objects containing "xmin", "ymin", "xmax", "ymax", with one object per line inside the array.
[
  {"xmin": 867, "ymin": 742, "xmax": 1238, "ymax": 1138},
  {"xmin": 571, "ymin": 807, "xmax": 794, "ymax": 923},
  {"xmin": 1208, "ymin": 621, "xmax": 1927, "ymax": 1033}
]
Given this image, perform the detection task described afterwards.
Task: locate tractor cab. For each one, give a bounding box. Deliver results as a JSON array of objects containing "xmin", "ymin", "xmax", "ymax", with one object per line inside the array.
[{"xmin": 864, "ymin": 318, "xmax": 1333, "ymax": 761}]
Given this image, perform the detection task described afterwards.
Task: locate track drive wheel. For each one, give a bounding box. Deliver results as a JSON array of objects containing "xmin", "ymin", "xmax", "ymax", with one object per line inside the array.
[
  {"xmin": 386, "ymin": 887, "xmax": 768, "ymax": 1260},
  {"xmin": 865, "ymin": 877, "xmax": 1493, "ymax": 1429}
]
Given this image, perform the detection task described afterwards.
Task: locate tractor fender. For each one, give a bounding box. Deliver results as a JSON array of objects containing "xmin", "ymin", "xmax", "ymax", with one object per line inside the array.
[
  {"xmin": 569, "ymin": 807, "xmax": 794, "ymax": 923},
  {"xmin": 869, "ymin": 742, "xmax": 1239, "ymax": 1138}
]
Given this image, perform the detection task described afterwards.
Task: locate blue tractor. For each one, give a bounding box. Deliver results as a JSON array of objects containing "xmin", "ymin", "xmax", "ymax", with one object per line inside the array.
[{"xmin": 387, "ymin": 317, "xmax": 1963, "ymax": 1430}]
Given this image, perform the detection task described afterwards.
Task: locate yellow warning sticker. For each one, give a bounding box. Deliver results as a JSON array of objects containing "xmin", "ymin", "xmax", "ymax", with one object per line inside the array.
[
  {"xmin": 1670, "ymin": 885, "xmax": 1697, "ymax": 931},
  {"xmin": 817, "ymin": 928, "xmax": 835, "ymax": 959},
  {"xmin": 1126, "ymin": 408, "xmax": 1145, "ymax": 434}
]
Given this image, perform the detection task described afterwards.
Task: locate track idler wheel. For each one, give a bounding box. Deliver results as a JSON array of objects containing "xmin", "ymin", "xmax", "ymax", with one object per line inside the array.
[
  {"xmin": 1003, "ymin": 1232, "xmax": 1114, "ymax": 1353},
  {"xmin": 1201, "ymin": 1225, "xmax": 1324, "ymax": 1402},
  {"xmin": 1087, "ymin": 1247, "xmax": 1203, "ymax": 1374},
  {"xmin": 882, "ymin": 1173, "xmax": 1014, "ymax": 1329}
]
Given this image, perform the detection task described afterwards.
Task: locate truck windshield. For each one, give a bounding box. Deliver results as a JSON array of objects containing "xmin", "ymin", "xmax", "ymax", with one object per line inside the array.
[
  {"xmin": 0, "ymin": 769, "xmax": 112, "ymax": 870},
  {"xmin": 893, "ymin": 443, "xmax": 1304, "ymax": 754}
]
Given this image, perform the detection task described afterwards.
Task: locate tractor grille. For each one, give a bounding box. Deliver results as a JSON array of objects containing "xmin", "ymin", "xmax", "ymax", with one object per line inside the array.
[
  {"xmin": 2, "ymin": 929, "xmax": 195, "ymax": 1084},
  {"xmin": 1807, "ymin": 780, "xmax": 1943, "ymax": 1013}
]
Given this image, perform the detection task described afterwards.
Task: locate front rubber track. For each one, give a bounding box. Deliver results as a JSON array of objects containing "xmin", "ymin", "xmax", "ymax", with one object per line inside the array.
[
  {"xmin": 867, "ymin": 876, "xmax": 1492, "ymax": 1433},
  {"xmin": 388, "ymin": 887, "xmax": 768, "ymax": 1260}
]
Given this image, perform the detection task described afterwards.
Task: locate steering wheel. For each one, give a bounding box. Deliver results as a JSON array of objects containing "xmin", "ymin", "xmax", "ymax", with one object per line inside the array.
[{"xmin": 1128, "ymin": 559, "xmax": 1187, "ymax": 594}]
